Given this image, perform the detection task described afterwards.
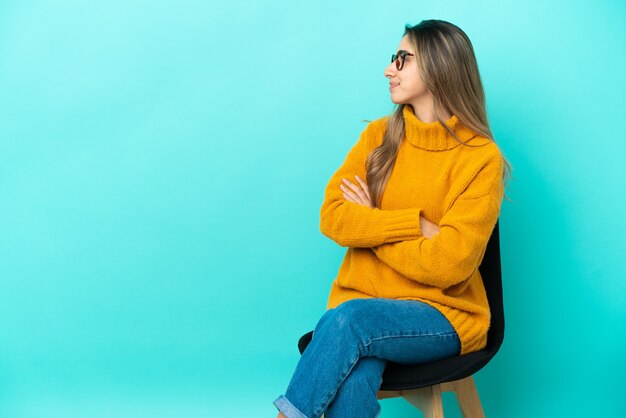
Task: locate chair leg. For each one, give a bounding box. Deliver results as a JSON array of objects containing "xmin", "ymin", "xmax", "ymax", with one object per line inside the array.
[
  {"xmin": 452, "ymin": 376, "xmax": 485, "ymax": 418},
  {"xmin": 376, "ymin": 375, "xmax": 486, "ymax": 418},
  {"xmin": 401, "ymin": 384, "xmax": 444, "ymax": 418}
]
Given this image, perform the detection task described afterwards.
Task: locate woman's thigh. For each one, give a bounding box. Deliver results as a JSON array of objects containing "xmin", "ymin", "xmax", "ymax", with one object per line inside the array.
[{"xmin": 315, "ymin": 297, "xmax": 461, "ymax": 365}]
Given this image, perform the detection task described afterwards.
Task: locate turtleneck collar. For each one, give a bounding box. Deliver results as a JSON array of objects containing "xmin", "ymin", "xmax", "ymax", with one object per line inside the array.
[{"xmin": 402, "ymin": 104, "xmax": 478, "ymax": 151}]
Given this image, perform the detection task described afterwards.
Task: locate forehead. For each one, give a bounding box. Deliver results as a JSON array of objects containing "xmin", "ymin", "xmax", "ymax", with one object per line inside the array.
[{"xmin": 397, "ymin": 35, "xmax": 414, "ymax": 54}]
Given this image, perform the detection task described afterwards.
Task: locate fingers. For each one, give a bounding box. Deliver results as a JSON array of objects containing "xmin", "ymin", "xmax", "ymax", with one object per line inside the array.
[
  {"xmin": 340, "ymin": 179, "xmax": 359, "ymax": 199},
  {"xmin": 341, "ymin": 177, "xmax": 368, "ymax": 200},
  {"xmin": 340, "ymin": 183, "xmax": 357, "ymax": 201},
  {"xmin": 341, "ymin": 176, "xmax": 372, "ymax": 207},
  {"xmin": 340, "ymin": 181, "xmax": 365, "ymax": 205},
  {"xmin": 354, "ymin": 175, "xmax": 372, "ymax": 201}
]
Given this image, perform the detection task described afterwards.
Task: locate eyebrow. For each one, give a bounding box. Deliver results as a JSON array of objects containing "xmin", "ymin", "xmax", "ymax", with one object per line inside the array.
[{"xmin": 397, "ymin": 49, "xmax": 414, "ymax": 56}]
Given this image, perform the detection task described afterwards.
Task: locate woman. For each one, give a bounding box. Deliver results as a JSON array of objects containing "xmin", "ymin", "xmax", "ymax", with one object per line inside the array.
[{"xmin": 274, "ymin": 19, "xmax": 512, "ymax": 418}]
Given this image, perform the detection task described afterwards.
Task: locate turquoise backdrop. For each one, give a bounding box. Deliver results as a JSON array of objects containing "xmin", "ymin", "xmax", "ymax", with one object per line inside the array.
[{"xmin": 1, "ymin": 0, "xmax": 624, "ymax": 417}]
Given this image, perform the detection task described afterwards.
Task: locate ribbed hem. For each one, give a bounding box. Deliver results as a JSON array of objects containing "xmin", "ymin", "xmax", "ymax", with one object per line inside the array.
[
  {"xmin": 273, "ymin": 395, "xmax": 307, "ymax": 418},
  {"xmin": 379, "ymin": 207, "xmax": 422, "ymax": 242},
  {"xmin": 429, "ymin": 304, "xmax": 489, "ymax": 355}
]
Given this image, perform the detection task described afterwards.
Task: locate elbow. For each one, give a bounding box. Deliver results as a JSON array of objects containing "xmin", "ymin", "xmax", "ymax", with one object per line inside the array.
[
  {"xmin": 319, "ymin": 201, "xmax": 345, "ymax": 245},
  {"xmin": 320, "ymin": 220, "xmax": 337, "ymax": 244},
  {"xmin": 320, "ymin": 227, "xmax": 350, "ymax": 248},
  {"xmin": 418, "ymin": 257, "xmax": 477, "ymax": 289},
  {"xmin": 320, "ymin": 212, "xmax": 348, "ymax": 247},
  {"xmin": 319, "ymin": 209, "xmax": 333, "ymax": 239},
  {"xmin": 431, "ymin": 237, "xmax": 483, "ymax": 288},
  {"xmin": 439, "ymin": 257, "xmax": 478, "ymax": 288}
]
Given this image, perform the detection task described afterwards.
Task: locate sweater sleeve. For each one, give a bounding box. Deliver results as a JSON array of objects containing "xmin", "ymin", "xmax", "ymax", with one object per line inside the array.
[
  {"xmin": 319, "ymin": 121, "xmax": 422, "ymax": 248},
  {"xmin": 371, "ymin": 154, "xmax": 505, "ymax": 288}
]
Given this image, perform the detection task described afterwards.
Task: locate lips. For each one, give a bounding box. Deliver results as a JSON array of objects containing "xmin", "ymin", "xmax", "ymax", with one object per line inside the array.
[{"xmin": 389, "ymin": 83, "xmax": 399, "ymax": 90}]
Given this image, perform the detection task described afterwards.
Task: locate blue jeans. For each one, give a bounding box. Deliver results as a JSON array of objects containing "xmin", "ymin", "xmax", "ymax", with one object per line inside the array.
[{"xmin": 273, "ymin": 297, "xmax": 461, "ymax": 418}]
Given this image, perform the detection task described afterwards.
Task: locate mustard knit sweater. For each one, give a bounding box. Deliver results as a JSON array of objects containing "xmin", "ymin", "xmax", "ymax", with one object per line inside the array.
[{"xmin": 320, "ymin": 104, "xmax": 505, "ymax": 355}]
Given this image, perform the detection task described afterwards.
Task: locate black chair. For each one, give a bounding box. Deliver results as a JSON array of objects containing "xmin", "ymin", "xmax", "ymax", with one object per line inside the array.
[{"xmin": 297, "ymin": 221, "xmax": 504, "ymax": 417}]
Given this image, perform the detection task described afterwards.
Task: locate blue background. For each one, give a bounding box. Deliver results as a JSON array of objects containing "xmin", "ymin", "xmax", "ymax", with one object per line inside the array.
[{"xmin": 1, "ymin": 0, "xmax": 624, "ymax": 417}]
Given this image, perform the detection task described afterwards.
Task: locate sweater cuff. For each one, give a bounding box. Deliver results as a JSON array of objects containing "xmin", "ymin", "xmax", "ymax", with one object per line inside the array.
[{"xmin": 380, "ymin": 208, "xmax": 422, "ymax": 242}]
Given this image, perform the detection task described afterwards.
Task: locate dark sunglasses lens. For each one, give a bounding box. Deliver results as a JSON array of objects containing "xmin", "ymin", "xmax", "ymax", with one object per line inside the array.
[{"xmin": 391, "ymin": 54, "xmax": 400, "ymax": 70}]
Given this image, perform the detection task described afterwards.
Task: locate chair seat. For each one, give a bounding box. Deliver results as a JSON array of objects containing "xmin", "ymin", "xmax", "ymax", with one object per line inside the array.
[
  {"xmin": 378, "ymin": 348, "xmax": 495, "ymax": 391},
  {"xmin": 297, "ymin": 330, "xmax": 498, "ymax": 391}
]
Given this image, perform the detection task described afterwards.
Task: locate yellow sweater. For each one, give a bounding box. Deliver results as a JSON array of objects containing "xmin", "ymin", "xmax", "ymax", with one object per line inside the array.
[{"xmin": 320, "ymin": 104, "xmax": 505, "ymax": 355}]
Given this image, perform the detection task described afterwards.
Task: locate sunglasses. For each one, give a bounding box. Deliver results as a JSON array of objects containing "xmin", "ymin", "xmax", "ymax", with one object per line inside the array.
[{"xmin": 391, "ymin": 50, "xmax": 415, "ymax": 71}]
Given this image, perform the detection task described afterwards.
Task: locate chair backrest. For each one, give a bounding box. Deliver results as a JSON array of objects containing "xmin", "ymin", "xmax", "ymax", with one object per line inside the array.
[{"xmin": 478, "ymin": 220, "xmax": 504, "ymax": 353}]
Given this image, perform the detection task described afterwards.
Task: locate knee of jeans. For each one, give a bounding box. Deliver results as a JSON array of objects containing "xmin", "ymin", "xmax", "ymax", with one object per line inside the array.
[
  {"xmin": 335, "ymin": 298, "xmax": 373, "ymax": 323},
  {"xmin": 314, "ymin": 299, "xmax": 365, "ymax": 335},
  {"xmin": 314, "ymin": 306, "xmax": 334, "ymax": 332}
]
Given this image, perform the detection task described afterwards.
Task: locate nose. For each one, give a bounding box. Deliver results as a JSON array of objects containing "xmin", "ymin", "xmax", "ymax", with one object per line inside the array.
[{"xmin": 384, "ymin": 62, "xmax": 396, "ymax": 79}]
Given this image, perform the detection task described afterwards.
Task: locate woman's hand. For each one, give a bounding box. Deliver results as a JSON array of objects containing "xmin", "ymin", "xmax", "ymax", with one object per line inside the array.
[
  {"xmin": 341, "ymin": 175, "xmax": 440, "ymax": 239},
  {"xmin": 420, "ymin": 216, "xmax": 440, "ymax": 239},
  {"xmin": 340, "ymin": 175, "xmax": 373, "ymax": 208}
]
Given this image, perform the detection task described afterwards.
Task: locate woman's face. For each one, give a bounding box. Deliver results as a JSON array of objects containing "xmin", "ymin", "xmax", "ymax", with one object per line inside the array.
[{"xmin": 384, "ymin": 35, "xmax": 432, "ymax": 108}]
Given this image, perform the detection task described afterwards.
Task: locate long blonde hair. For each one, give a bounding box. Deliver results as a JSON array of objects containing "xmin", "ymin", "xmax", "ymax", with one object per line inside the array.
[{"xmin": 366, "ymin": 20, "xmax": 513, "ymax": 208}]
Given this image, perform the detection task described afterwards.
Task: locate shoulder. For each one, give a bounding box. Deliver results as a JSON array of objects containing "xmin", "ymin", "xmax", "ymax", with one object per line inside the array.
[
  {"xmin": 368, "ymin": 115, "xmax": 391, "ymax": 131},
  {"xmin": 449, "ymin": 137, "xmax": 505, "ymax": 198},
  {"xmin": 358, "ymin": 115, "xmax": 389, "ymax": 135},
  {"xmin": 356, "ymin": 115, "xmax": 390, "ymax": 148},
  {"xmin": 458, "ymin": 135, "xmax": 504, "ymax": 169}
]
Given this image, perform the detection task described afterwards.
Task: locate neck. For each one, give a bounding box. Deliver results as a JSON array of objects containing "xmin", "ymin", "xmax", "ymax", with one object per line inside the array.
[
  {"xmin": 402, "ymin": 104, "xmax": 478, "ymax": 151},
  {"xmin": 408, "ymin": 100, "xmax": 452, "ymax": 123}
]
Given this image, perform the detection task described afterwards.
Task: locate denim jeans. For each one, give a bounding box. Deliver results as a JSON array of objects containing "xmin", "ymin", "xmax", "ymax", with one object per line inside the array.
[{"xmin": 273, "ymin": 297, "xmax": 461, "ymax": 418}]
